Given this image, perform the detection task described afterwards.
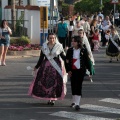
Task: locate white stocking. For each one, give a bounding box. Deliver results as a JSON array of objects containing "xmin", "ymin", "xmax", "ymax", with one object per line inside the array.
[
  {"xmin": 75, "ymin": 95, "xmax": 81, "ymax": 106},
  {"xmin": 72, "ymin": 95, "xmax": 76, "ymax": 103}
]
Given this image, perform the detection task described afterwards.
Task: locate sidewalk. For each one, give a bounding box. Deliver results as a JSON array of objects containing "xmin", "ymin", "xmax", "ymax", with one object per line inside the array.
[{"xmin": 6, "ymin": 50, "xmax": 40, "ymax": 59}]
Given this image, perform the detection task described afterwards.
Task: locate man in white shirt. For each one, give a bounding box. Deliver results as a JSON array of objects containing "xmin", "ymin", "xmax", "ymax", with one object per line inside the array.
[
  {"xmin": 83, "ymin": 17, "xmax": 90, "ymax": 37},
  {"xmin": 98, "ymin": 12, "xmax": 104, "ymax": 21}
]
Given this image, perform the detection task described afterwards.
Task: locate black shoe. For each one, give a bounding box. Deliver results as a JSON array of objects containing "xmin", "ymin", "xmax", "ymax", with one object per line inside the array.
[
  {"xmin": 70, "ymin": 103, "xmax": 75, "ymax": 107},
  {"xmin": 47, "ymin": 100, "xmax": 55, "ymax": 105},
  {"xmin": 75, "ymin": 105, "xmax": 80, "ymax": 111},
  {"xmin": 47, "ymin": 100, "xmax": 51, "ymax": 105},
  {"xmin": 117, "ymin": 59, "xmax": 119, "ymax": 61},
  {"xmin": 50, "ymin": 100, "xmax": 55, "ymax": 105}
]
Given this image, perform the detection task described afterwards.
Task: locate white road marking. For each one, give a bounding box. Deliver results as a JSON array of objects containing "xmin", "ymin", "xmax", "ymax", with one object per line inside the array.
[
  {"xmin": 50, "ymin": 111, "xmax": 114, "ymax": 120},
  {"xmin": 100, "ymin": 98, "xmax": 120, "ymax": 105},
  {"xmin": 81, "ymin": 104, "xmax": 120, "ymax": 114}
]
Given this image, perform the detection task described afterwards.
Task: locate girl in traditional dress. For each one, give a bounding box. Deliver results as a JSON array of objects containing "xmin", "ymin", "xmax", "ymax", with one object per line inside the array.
[
  {"xmin": 28, "ymin": 33, "xmax": 67, "ymax": 105},
  {"xmin": 106, "ymin": 27, "xmax": 120, "ymax": 62},
  {"xmin": 66, "ymin": 36, "xmax": 93, "ymax": 111}
]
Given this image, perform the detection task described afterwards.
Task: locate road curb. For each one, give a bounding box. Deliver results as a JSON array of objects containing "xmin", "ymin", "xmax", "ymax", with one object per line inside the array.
[{"xmin": 7, "ymin": 50, "xmax": 40, "ymax": 59}]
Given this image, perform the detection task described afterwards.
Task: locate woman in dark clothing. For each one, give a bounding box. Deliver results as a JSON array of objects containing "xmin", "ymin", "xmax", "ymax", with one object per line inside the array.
[{"xmin": 65, "ymin": 36, "xmax": 92, "ymax": 111}]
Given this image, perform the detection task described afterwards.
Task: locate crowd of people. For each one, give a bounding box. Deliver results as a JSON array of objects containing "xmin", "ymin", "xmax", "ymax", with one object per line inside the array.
[
  {"xmin": 56, "ymin": 11, "xmax": 120, "ymax": 62},
  {"xmin": 29, "ymin": 11, "xmax": 120, "ymax": 111}
]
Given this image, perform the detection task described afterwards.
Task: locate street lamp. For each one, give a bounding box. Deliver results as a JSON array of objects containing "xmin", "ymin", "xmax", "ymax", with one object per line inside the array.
[
  {"xmin": 100, "ymin": 0, "xmax": 102, "ymax": 5},
  {"xmin": 100, "ymin": 0, "xmax": 103, "ymax": 11}
]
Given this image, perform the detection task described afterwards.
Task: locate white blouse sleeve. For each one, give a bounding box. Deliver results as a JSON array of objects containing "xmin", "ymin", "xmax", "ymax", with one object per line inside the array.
[{"xmin": 8, "ymin": 27, "xmax": 12, "ymax": 32}]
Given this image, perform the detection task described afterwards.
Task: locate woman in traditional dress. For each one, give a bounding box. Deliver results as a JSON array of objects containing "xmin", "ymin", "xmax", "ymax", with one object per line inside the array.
[
  {"xmin": 65, "ymin": 36, "xmax": 93, "ymax": 111},
  {"xmin": 106, "ymin": 27, "xmax": 120, "ymax": 62},
  {"xmin": 28, "ymin": 33, "xmax": 67, "ymax": 105}
]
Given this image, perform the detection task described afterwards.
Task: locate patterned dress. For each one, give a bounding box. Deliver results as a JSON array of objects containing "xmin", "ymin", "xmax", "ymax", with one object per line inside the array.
[
  {"xmin": 28, "ymin": 43, "xmax": 67, "ymax": 101},
  {"xmin": 106, "ymin": 34, "xmax": 120, "ymax": 58}
]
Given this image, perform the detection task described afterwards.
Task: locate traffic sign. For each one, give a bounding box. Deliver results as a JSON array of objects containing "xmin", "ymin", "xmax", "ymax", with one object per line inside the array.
[{"xmin": 40, "ymin": 7, "xmax": 48, "ymax": 29}]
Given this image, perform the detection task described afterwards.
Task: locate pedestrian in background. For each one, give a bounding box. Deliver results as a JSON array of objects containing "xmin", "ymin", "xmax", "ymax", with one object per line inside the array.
[
  {"xmin": 56, "ymin": 17, "xmax": 68, "ymax": 49},
  {"xmin": 83, "ymin": 16, "xmax": 91, "ymax": 37},
  {"xmin": 73, "ymin": 21, "xmax": 83, "ymax": 36},
  {"xmin": 65, "ymin": 36, "xmax": 93, "ymax": 111},
  {"xmin": 106, "ymin": 27, "xmax": 120, "ymax": 62},
  {"xmin": 68, "ymin": 16, "xmax": 74, "ymax": 47},
  {"xmin": 89, "ymin": 19, "xmax": 98, "ymax": 51},
  {"xmin": 0, "ymin": 19, "xmax": 12, "ymax": 66},
  {"xmin": 28, "ymin": 33, "xmax": 67, "ymax": 105},
  {"xmin": 92, "ymin": 29, "xmax": 100, "ymax": 51}
]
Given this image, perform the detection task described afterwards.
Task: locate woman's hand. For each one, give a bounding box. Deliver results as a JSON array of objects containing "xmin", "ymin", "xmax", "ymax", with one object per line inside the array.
[
  {"xmin": 68, "ymin": 71, "xmax": 72, "ymax": 77},
  {"xmin": 34, "ymin": 67, "xmax": 37, "ymax": 71}
]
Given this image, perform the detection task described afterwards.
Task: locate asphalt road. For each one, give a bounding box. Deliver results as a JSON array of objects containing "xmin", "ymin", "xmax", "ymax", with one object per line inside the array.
[{"xmin": 0, "ymin": 48, "xmax": 120, "ymax": 120}]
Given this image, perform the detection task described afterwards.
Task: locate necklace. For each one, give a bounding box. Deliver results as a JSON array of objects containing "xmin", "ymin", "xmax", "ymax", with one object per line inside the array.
[{"xmin": 48, "ymin": 43, "xmax": 56, "ymax": 56}]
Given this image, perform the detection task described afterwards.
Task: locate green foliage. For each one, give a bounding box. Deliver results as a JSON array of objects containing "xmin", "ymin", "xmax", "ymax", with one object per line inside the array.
[
  {"xmin": 15, "ymin": 11, "xmax": 24, "ymax": 36},
  {"xmin": 74, "ymin": 0, "xmax": 120, "ymax": 15},
  {"xmin": 74, "ymin": 0, "xmax": 100, "ymax": 14},
  {"xmin": 10, "ymin": 36, "xmax": 30, "ymax": 45},
  {"xmin": 10, "ymin": 38, "xmax": 18, "ymax": 44},
  {"xmin": 62, "ymin": 2, "xmax": 69, "ymax": 7},
  {"xmin": 18, "ymin": 36, "xmax": 30, "ymax": 45},
  {"xmin": 62, "ymin": 2, "xmax": 69, "ymax": 16}
]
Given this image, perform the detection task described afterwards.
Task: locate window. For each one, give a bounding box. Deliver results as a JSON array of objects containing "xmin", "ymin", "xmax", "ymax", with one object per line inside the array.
[
  {"xmin": 0, "ymin": 0, "xmax": 1, "ymax": 7},
  {"xmin": 27, "ymin": 0, "xmax": 30, "ymax": 5},
  {"xmin": 8, "ymin": 0, "xmax": 22, "ymax": 5},
  {"xmin": 8, "ymin": 0, "xmax": 12, "ymax": 5}
]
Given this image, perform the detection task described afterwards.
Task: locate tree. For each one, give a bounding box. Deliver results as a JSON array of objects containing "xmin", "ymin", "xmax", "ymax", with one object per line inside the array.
[{"xmin": 74, "ymin": 0, "xmax": 119, "ymax": 15}]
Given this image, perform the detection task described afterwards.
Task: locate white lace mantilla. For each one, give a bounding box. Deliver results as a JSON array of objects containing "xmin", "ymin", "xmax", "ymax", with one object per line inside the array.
[{"xmin": 41, "ymin": 43, "xmax": 64, "ymax": 78}]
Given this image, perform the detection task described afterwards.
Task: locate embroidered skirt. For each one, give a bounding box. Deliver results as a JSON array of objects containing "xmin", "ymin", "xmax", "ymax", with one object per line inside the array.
[
  {"xmin": 28, "ymin": 58, "xmax": 66, "ymax": 100},
  {"xmin": 106, "ymin": 41, "xmax": 120, "ymax": 57}
]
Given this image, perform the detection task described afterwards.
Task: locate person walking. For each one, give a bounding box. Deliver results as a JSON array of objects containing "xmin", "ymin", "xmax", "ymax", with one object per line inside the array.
[
  {"xmin": 65, "ymin": 36, "xmax": 93, "ymax": 111},
  {"xmin": 106, "ymin": 27, "xmax": 120, "ymax": 62},
  {"xmin": 0, "ymin": 19, "xmax": 12, "ymax": 66},
  {"xmin": 28, "ymin": 33, "xmax": 67, "ymax": 105},
  {"xmin": 56, "ymin": 17, "xmax": 68, "ymax": 49},
  {"xmin": 92, "ymin": 29, "xmax": 100, "ymax": 51},
  {"xmin": 73, "ymin": 21, "xmax": 83, "ymax": 36},
  {"xmin": 68, "ymin": 16, "xmax": 74, "ymax": 47},
  {"xmin": 89, "ymin": 19, "xmax": 98, "ymax": 51},
  {"xmin": 83, "ymin": 16, "xmax": 91, "ymax": 37}
]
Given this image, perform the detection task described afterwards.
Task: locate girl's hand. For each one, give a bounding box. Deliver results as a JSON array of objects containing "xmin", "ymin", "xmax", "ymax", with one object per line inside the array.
[{"xmin": 68, "ymin": 71, "xmax": 72, "ymax": 77}]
